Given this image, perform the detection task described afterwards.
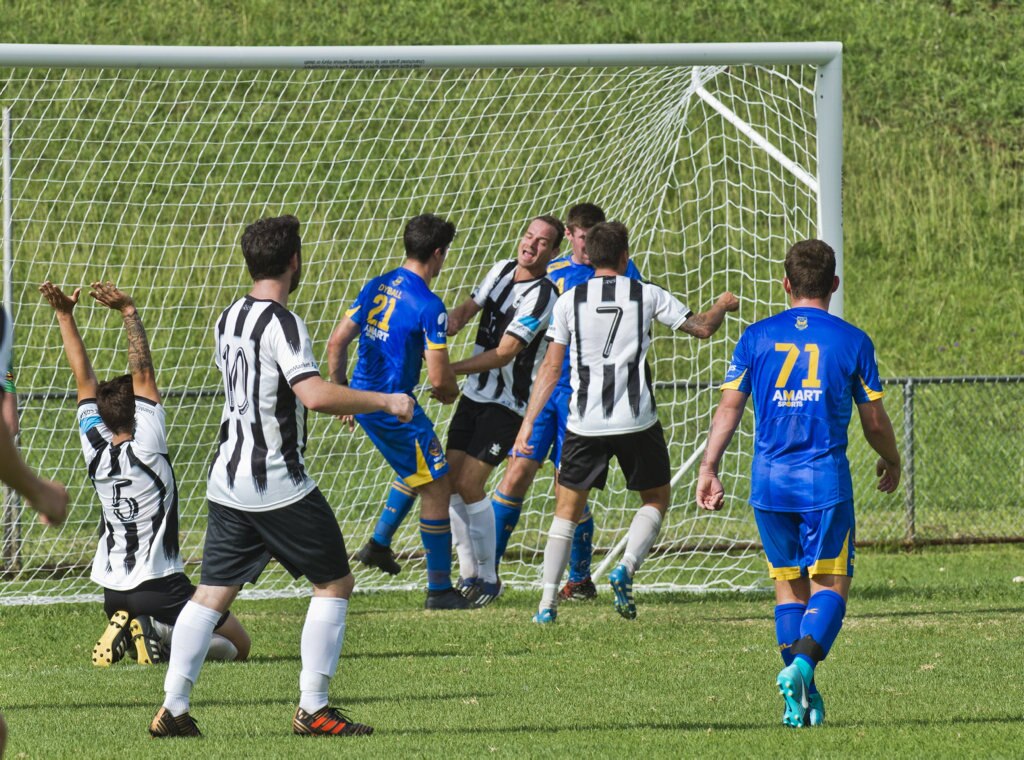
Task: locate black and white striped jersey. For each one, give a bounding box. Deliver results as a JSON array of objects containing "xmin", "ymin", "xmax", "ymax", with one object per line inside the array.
[
  {"xmin": 463, "ymin": 260, "xmax": 558, "ymax": 415},
  {"xmin": 549, "ymin": 275, "xmax": 693, "ymax": 436},
  {"xmin": 207, "ymin": 296, "xmax": 320, "ymax": 511},
  {"xmin": 78, "ymin": 398, "xmax": 183, "ymax": 591}
]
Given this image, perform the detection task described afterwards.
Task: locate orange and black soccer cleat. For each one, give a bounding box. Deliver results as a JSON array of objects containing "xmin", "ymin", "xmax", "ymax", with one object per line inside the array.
[
  {"xmin": 149, "ymin": 707, "xmax": 201, "ymax": 738},
  {"xmin": 293, "ymin": 706, "xmax": 374, "ymax": 736},
  {"xmin": 92, "ymin": 610, "xmax": 133, "ymax": 666}
]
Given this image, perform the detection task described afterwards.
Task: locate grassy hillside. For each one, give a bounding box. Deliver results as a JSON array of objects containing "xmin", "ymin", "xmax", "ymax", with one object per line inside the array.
[{"xmin": 1, "ymin": 0, "xmax": 1021, "ymax": 374}]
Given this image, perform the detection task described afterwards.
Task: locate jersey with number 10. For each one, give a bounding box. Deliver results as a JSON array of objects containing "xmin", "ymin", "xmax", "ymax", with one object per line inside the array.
[
  {"xmin": 347, "ymin": 267, "xmax": 449, "ymax": 395},
  {"xmin": 721, "ymin": 307, "xmax": 884, "ymax": 512}
]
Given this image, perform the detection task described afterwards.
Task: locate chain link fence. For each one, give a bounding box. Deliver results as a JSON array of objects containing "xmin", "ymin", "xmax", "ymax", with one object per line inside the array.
[{"xmin": 851, "ymin": 375, "xmax": 1024, "ymax": 545}]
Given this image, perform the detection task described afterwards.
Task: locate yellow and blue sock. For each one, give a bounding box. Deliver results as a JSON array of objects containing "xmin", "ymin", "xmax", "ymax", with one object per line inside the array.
[
  {"xmin": 492, "ymin": 490, "xmax": 523, "ymax": 565},
  {"xmin": 419, "ymin": 517, "xmax": 453, "ymax": 591},
  {"xmin": 372, "ymin": 480, "xmax": 416, "ymax": 547},
  {"xmin": 568, "ymin": 504, "xmax": 594, "ymax": 582}
]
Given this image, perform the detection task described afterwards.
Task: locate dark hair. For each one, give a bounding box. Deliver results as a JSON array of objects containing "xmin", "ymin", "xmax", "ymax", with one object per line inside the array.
[
  {"xmin": 96, "ymin": 374, "xmax": 135, "ymax": 435},
  {"xmin": 240, "ymin": 215, "xmax": 301, "ymax": 281},
  {"xmin": 404, "ymin": 214, "xmax": 457, "ymax": 263},
  {"xmin": 784, "ymin": 239, "xmax": 836, "ymax": 299},
  {"xmin": 585, "ymin": 221, "xmax": 629, "ymax": 269},
  {"xmin": 565, "ymin": 203, "xmax": 606, "ymax": 231},
  {"xmin": 531, "ymin": 215, "xmax": 565, "ymax": 250}
]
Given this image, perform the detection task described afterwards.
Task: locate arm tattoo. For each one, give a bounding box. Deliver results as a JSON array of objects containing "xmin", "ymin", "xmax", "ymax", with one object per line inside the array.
[{"xmin": 123, "ymin": 309, "xmax": 155, "ymax": 374}]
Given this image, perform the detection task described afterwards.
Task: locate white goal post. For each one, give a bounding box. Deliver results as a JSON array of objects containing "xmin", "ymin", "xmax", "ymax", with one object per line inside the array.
[{"xmin": 0, "ymin": 42, "xmax": 842, "ymax": 603}]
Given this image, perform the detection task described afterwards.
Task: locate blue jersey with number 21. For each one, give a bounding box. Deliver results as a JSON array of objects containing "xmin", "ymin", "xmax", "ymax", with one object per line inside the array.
[
  {"xmin": 347, "ymin": 267, "xmax": 448, "ymax": 395},
  {"xmin": 721, "ymin": 307, "xmax": 884, "ymax": 512}
]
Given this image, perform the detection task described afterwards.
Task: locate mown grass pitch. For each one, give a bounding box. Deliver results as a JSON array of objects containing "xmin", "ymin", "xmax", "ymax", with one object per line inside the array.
[{"xmin": 3, "ymin": 544, "xmax": 1024, "ymax": 757}]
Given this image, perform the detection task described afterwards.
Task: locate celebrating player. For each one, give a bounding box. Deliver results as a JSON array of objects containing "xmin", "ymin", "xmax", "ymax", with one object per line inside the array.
[
  {"xmin": 490, "ymin": 202, "xmax": 642, "ymax": 602},
  {"xmin": 696, "ymin": 239, "xmax": 900, "ymax": 728},
  {"xmin": 40, "ymin": 280, "xmax": 250, "ymax": 668},
  {"xmin": 150, "ymin": 215, "xmax": 413, "ymax": 739},
  {"xmin": 441, "ymin": 214, "xmax": 562, "ymax": 606},
  {"xmin": 0, "ymin": 304, "xmax": 68, "ymax": 758},
  {"xmin": 327, "ymin": 213, "xmax": 470, "ymax": 610},
  {"xmin": 515, "ymin": 221, "xmax": 738, "ymax": 623}
]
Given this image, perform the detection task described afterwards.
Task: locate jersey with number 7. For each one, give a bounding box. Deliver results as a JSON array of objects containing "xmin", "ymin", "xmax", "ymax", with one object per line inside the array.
[{"xmin": 721, "ymin": 306, "xmax": 883, "ymax": 512}]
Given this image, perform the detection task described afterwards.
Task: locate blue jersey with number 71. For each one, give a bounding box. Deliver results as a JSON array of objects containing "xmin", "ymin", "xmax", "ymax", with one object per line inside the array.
[{"xmin": 721, "ymin": 307, "xmax": 884, "ymax": 513}]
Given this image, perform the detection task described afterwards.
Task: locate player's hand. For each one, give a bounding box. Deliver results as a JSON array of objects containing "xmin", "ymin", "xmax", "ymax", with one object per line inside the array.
[
  {"xmin": 429, "ymin": 386, "xmax": 459, "ymax": 404},
  {"xmin": 696, "ymin": 469, "xmax": 725, "ymax": 511},
  {"xmin": 28, "ymin": 478, "xmax": 69, "ymax": 527},
  {"xmin": 512, "ymin": 422, "xmax": 534, "ymax": 459},
  {"xmin": 716, "ymin": 291, "xmax": 740, "ymax": 313},
  {"xmin": 39, "ymin": 281, "xmax": 80, "ymax": 314},
  {"xmin": 337, "ymin": 414, "xmax": 356, "ymax": 432},
  {"xmin": 89, "ymin": 281, "xmax": 135, "ymax": 313},
  {"xmin": 875, "ymin": 457, "xmax": 901, "ymax": 493},
  {"xmin": 386, "ymin": 393, "xmax": 415, "ymax": 423}
]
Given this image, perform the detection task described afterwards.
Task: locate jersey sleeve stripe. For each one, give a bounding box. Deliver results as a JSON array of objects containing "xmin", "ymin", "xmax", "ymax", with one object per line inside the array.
[
  {"xmin": 859, "ymin": 376, "xmax": 884, "ymax": 401},
  {"xmin": 721, "ymin": 371, "xmax": 748, "ymax": 391},
  {"xmin": 425, "ymin": 338, "xmax": 447, "ymax": 350},
  {"xmin": 287, "ymin": 370, "xmax": 321, "ymax": 387}
]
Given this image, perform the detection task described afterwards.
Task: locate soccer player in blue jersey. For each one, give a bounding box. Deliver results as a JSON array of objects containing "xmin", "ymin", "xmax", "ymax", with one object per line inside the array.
[
  {"xmin": 490, "ymin": 203, "xmax": 642, "ymax": 600},
  {"xmin": 327, "ymin": 213, "xmax": 470, "ymax": 610},
  {"xmin": 696, "ymin": 239, "xmax": 901, "ymax": 728}
]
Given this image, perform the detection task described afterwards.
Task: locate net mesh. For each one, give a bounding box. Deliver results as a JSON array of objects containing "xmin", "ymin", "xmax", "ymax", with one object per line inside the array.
[{"xmin": 0, "ymin": 61, "xmax": 820, "ymax": 602}]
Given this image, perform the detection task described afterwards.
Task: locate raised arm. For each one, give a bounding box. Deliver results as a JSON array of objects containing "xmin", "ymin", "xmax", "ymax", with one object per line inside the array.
[
  {"xmin": 39, "ymin": 281, "xmax": 98, "ymax": 402},
  {"xmin": 857, "ymin": 399, "xmax": 902, "ymax": 493},
  {"xmin": 446, "ymin": 297, "xmax": 481, "ymax": 337},
  {"xmin": 450, "ymin": 333, "xmax": 526, "ymax": 376},
  {"xmin": 678, "ymin": 291, "xmax": 740, "ymax": 340},
  {"xmin": 511, "ymin": 341, "xmax": 564, "ymax": 458},
  {"xmin": 89, "ymin": 282, "xmax": 159, "ymax": 403},
  {"xmin": 696, "ymin": 388, "xmax": 749, "ymax": 511},
  {"xmin": 326, "ymin": 315, "xmax": 360, "ymax": 385},
  {"xmin": 425, "ymin": 347, "xmax": 460, "ymax": 404}
]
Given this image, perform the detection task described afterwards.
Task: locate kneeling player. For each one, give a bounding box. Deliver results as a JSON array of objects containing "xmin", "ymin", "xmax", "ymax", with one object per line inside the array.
[
  {"xmin": 696, "ymin": 239, "xmax": 901, "ymax": 727},
  {"xmin": 514, "ymin": 222, "xmax": 738, "ymax": 622},
  {"xmin": 40, "ymin": 281, "xmax": 249, "ymax": 666}
]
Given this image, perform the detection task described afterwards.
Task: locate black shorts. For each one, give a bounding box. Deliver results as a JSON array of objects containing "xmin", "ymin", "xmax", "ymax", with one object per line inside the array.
[
  {"xmin": 201, "ymin": 487, "xmax": 350, "ymax": 587},
  {"xmin": 102, "ymin": 572, "xmax": 229, "ymax": 628},
  {"xmin": 558, "ymin": 421, "xmax": 672, "ymax": 492},
  {"xmin": 446, "ymin": 396, "xmax": 522, "ymax": 467}
]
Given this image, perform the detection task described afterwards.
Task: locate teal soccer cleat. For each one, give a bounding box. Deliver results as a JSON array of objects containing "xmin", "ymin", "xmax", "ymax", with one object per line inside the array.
[
  {"xmin": 776, "ymin": 660, "xmax": 813, "ymax": 728},
  {"xmin": 608, "ymin": 564, "xmax": 636, "ymax": 619},
  {"xmin": 806, "ymin": 690, "xmax": 825, "ymax": 727},
  {"xmin": 532, "ymin": 608, "xmax": 557, "ymax": 624}
]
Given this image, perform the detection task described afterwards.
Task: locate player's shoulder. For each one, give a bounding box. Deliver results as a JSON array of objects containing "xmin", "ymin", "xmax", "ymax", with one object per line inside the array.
[{"xmin": 547, "ymin": 255, "xmax": 574, "ymax": 274}]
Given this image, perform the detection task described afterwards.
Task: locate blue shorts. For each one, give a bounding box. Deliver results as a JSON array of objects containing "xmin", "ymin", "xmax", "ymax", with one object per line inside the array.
[
  {"xmin": 356, "ymin": 403, "xmax": 448, "ymax": 488},
  {"xmin": 753, "ymin": 501, "xmax": 855, "ymax": 581},
  {"xmin": 521, "ymin": 386, "xmax": 570, "ymax": 466}
]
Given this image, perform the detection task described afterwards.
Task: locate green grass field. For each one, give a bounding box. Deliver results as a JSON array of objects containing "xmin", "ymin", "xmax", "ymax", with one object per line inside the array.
[{"xmin": 4, "ymin": 544, "xmax": 1024, "ymax": 757}]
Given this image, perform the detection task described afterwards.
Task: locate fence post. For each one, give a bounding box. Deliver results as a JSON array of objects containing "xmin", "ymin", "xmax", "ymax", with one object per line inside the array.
[{"xmin": 902, "ymin": 378, "xmax": 915, "ymax": 545}]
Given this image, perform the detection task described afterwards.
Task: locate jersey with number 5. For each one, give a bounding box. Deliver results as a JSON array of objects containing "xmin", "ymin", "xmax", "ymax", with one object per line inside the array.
[
  {"xmin": 721, "ymin": 306, "xmax": 884, "ymax": 512},
  {"xmin": 347, "ymin": 267, "xmax": 448, "ymax": 395},
  {"xmin": 548, "ymin": 275, "xmax": 692, "ymax": 436}
]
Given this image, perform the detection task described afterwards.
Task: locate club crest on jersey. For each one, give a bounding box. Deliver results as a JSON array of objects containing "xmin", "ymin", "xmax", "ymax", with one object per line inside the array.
[
  {"xmin": 391, "ymin": 275, "xmax": 403, "ymax": 286},
  {"xmin": 428, "ymin": 437, "xmax": 443, "ymax": 458},
  {"xmin": 795, "ymin": 316, "xmax": 809, "ymax": 330}
]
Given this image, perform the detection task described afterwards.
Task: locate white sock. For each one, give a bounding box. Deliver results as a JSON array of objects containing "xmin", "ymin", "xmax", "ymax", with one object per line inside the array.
[
  {"xmin": 465, "ymin": 497, "xmax": 497, "ymax": 583},
  {"xmin": 621, "ymin": 505, "xmax": 664, "ymax": 575},
  {"xmin": 449, "ymin": 494, "xmax": 478, "ymax": 580},
  {"xmin": 299, "ymin": 596, "xmax": 348, "ymax": 714},
  {"xmin": 163, "ymin": 601, "xmax": 220, "ymax": 716},
  {"xmin": 206, "ymin": 634, "xmax": 239, "ymax": 661},
  {"xmin": 539, "ymin": 517, "xmax": 577, "ymax": 611}
]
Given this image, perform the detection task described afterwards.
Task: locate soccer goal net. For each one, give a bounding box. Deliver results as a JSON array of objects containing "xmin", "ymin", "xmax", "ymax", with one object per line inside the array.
[{"xmin": 0, "ymin": 43, "xmax": 842, "ymax": 603}]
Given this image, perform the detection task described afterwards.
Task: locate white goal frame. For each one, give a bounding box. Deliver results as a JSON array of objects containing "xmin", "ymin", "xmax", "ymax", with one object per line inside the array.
[{"xmin": 0, "ymin": 42, "xmax": 842, "ymax": 603}]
